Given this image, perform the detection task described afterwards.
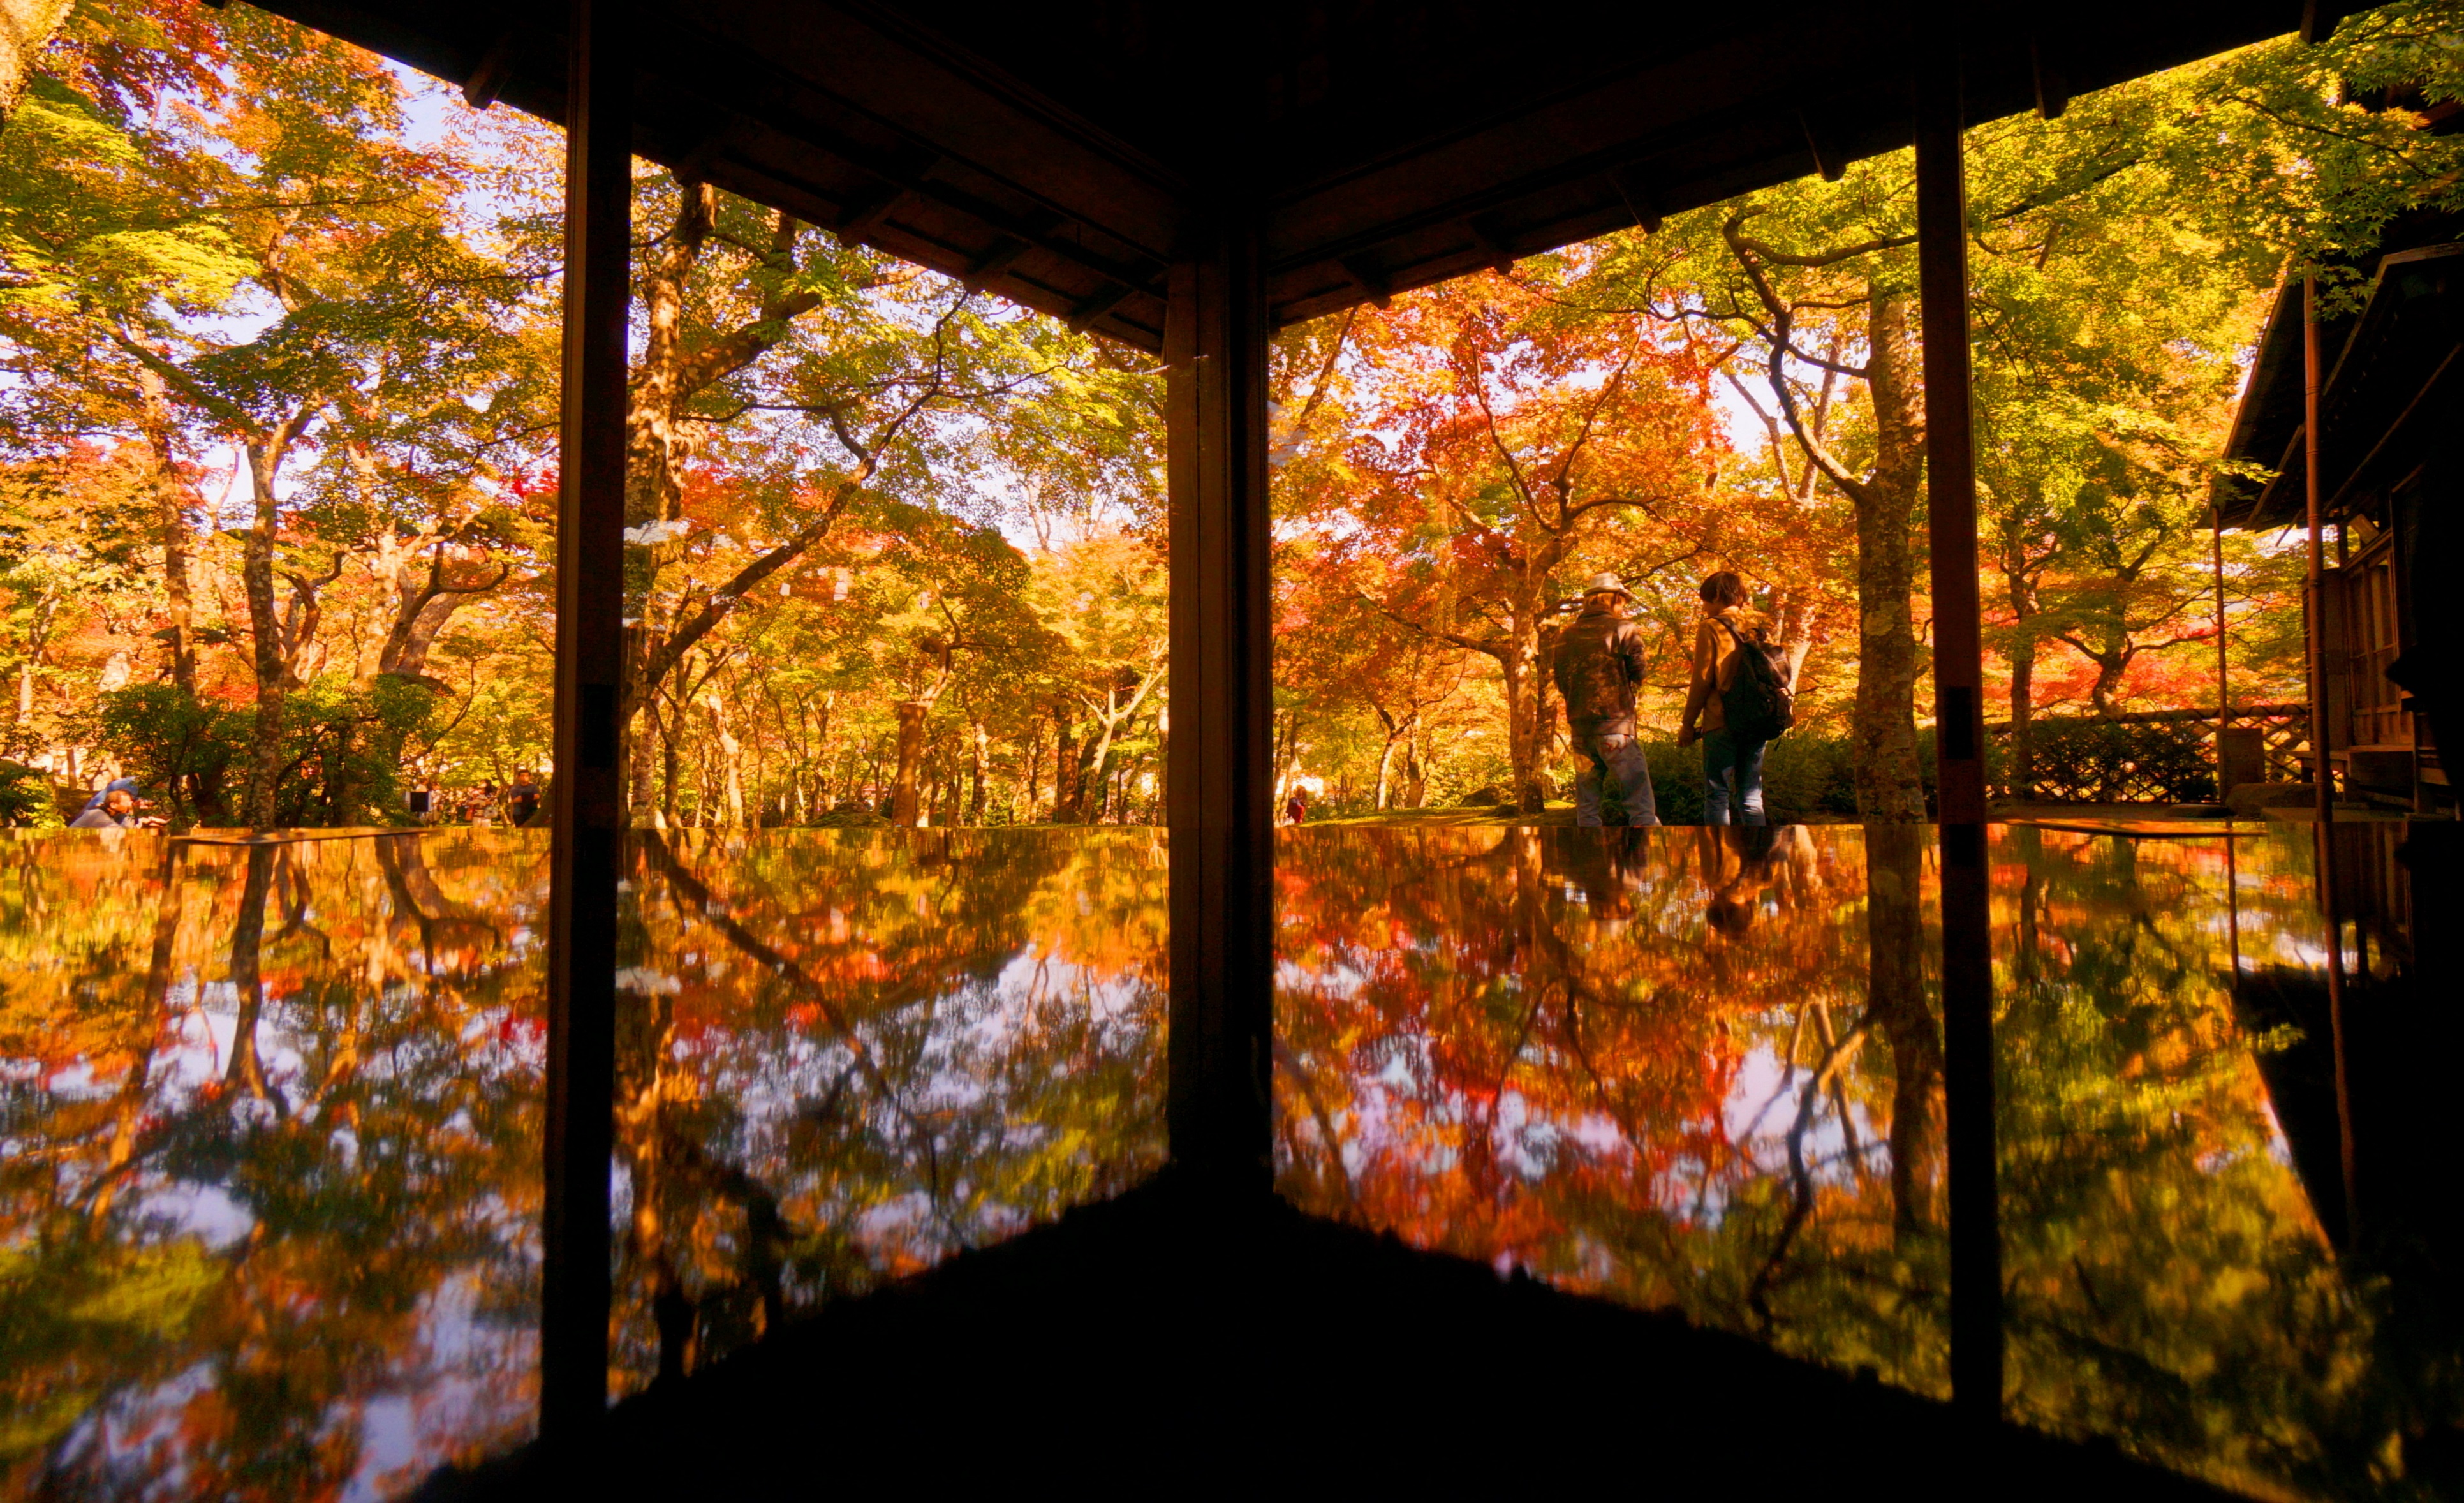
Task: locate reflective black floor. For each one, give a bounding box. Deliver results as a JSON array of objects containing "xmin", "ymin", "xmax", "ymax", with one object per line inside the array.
[{"xmin": 2, "ymin": 821, "xmax": 2454, "ymax": 1499}]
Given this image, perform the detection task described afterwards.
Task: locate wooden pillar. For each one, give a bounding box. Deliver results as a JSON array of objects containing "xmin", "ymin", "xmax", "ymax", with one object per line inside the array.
[
  {"xmin": 2301, "ymin": 274, "xmax": 2358, "ymax": 1241},
  {"xmin": 2215, "ymin": 511, "xmax": 2230, "ymax": 756},
  {"xmin": 1914, "ymin": 33, "xmax": 2002, "ymax": 1421},
  {"xmin": 542, "ymin": 0, "xmax": 628, "ymax": 1440},
  {"xmin": 1163, "ymin": 214, "xmax": 1274, "ymax": 1189}
]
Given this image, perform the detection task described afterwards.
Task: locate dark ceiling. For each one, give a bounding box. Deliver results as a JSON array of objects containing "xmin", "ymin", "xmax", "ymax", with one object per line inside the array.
[{"xmin": 250, "ymin": 0, "xmax": 2359, "ymax": 350}]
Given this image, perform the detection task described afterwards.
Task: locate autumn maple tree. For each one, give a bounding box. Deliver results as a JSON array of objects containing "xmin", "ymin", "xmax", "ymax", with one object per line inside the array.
[{"xmin": 1277, "ymin": 272, "xmax": 1725, "ymax": 812}]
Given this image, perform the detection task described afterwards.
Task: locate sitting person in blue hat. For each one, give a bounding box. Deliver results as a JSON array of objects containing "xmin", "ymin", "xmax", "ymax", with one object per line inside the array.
[{"xmin": 70, "ymin": 785, "xmax": 161, "ymax": 829}]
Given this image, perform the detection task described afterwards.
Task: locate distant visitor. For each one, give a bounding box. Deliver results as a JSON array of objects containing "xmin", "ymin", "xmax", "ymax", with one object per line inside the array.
[
  {"xmin": 1678, "ymin": 572, "xmax": 1801, "ymax": 827},
  {"xmin": 1551, "ymin": 573, "xmax": 1658, "ymax": 828}
]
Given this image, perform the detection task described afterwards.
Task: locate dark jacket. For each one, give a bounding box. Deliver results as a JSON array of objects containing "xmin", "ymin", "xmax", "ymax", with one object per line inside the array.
[
  {"xmin": 69, "ymin": 808, "xmax": 136, "ymax": 829},
  {"xmin": 1553, "ymin": 603, "xmax": 1651, "ymax": 739}
]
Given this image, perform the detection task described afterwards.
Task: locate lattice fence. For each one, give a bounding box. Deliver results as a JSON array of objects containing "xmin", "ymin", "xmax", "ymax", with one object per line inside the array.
[{"xmin": 1988, "ymin": 704, "xmax": 2311, "ymax": 804}]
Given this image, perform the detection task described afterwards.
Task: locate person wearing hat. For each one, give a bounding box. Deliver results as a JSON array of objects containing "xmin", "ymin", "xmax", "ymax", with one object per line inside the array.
[
  {"xmin": 78, "ymin": 777, "xmax": 144, "ymax": 817},
  {"xmin": 70, "ymin": 785, "xmax": 162, "ymax": 830},
  {"xmin": 1551, "ymin": 572, "xmax": 1658, "ymax": 827}
]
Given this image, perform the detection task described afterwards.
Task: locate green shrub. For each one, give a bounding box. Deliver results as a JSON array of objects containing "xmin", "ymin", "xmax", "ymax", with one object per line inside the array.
[
  {"xmin": 1761, "ymin": 735, "xmax": 1861, "ymax": 820},
  {"xmin": 98, "ymin": 677, "xmax": 436, "ymax": 829},
  {"xmin": 1636, "ymin": 739, "xmax": 1703, "ymax": 824},
  {"xmin": 95, "ymin": 685, "xmax": 247, "ymax": 826},
  {"xmin": 1634, "ymin": 730, "xmax": 1931, "ymax": 824},
  {"xmin": 0, "ymin": 762, "xmax": 63, "ymax": 828}
]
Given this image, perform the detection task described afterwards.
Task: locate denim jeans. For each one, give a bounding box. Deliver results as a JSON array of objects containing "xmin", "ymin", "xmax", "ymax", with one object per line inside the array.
[
  {"xmin": 1702, "ymin": 727, "xmax": 1767, "ymax": 826},
  {"xmin": 1574, "ymin": 732, "xmax": 1657, "ymax": 827}
]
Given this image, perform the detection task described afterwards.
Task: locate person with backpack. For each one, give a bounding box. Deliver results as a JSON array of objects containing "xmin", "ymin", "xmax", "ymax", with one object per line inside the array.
[
  {"xmin": 1677, "ymin": 572, "xmax": 1802, "ymax": 826},
  {"xmin": 1551, "ymin": 572, "xmax": 1658, "ymax": 828}
]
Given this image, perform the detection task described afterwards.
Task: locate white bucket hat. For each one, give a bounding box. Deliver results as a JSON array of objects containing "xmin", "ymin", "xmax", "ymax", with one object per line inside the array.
[{"xmin": 1579, "ymin": 572, "xmax": 1634, "ymax": 601}]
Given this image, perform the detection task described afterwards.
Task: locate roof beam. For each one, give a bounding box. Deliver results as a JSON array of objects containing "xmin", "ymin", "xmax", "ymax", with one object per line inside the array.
[
  {"xmin": 2326, "ymin": 344, "xmax": 2462, "ymax": 515},
  {"xmin": 639, "ymin": 30, "xmax": 1170, "ymax": 293},
  {"xmin": 1608, "ymin": 165, "xmax": 1664, "ymax": 234},
  {"xmin": 1797, "ymin": 110, "xmax": 1847, "ymax": 182},
  {"xmin": 1336, "ymin": 256, "xmax": 1392, "ymax": 308},
  {"xmin": 2030, "ymin": 36, "xmax": 2070, "ymax": 121},
  {"xmin": 1464, "ymin": 214, "xmax": 1517, "ymax": 274},
  {"xmin": 837, "ymin": 179, "xmax": 917, "ymax": 237},
  {"xmin": 1065, "ymin": 281, "xmax": 1133, "ymax": 332},
  {"xmin": 668, "ymin": 125, "xmax": 733, "ymax": 186},
  {"xmin": 962, "ymin": 235, "xmax": 1032, "ymax": 288},
  {"xmin": 462, "ymin": 29, "xmax": 519, "ymax": 110}
]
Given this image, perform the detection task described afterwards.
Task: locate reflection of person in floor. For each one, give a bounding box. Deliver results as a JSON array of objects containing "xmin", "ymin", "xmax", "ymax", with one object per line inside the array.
[
  {"xmin": 1695, "ymin": 823, "xmax": 1826, "ymax": 941},
  {"xmin": 1552, "ymin": 826, "xmax": 1652, "ymax": 923}
]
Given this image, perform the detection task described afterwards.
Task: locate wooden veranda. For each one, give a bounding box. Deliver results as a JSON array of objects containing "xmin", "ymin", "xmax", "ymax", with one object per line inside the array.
[{"xmin": 238, "ymin": 0, "xmax": 2359, "ymax": 1452}]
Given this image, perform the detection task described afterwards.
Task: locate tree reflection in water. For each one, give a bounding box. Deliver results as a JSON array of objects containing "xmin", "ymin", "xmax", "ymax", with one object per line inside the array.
[
  {"xmin": 608, "ymin": 829, "xmax": 1166, "ymax": 1389},
  {"xmin": 1274, "ymin": 821, "xmax": 2441, "ymax": 1501},
  {"xmin": 5, "ymin": 822, "xmax": 2448, "ymax": 1499},
  {"xmin": 0, "ymin": 831, "xmax": 548, "ymax": 1502},
  {"xmin": 0, "ymin": 827, "xmax": 1165, "ymax": 1500}
]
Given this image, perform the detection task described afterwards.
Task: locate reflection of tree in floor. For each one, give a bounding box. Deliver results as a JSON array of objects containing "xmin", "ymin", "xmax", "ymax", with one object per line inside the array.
[{"xmin": 614, "ymin": 830, "xmax": 1166, "ymax": 1389}]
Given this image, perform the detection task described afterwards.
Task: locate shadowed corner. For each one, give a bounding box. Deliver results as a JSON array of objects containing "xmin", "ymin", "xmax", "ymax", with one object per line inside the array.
[{"xmin": 406, "ymin": 1171, "xmax": 2240, "ymax": 1500}]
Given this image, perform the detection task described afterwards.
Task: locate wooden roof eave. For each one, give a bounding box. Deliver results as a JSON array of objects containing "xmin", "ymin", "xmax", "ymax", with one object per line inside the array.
[
  {"xmin": 247, "ymin": 0, "xmax": 2354, "ymax": 351},
  {"xmin": 248, "ymin": 0, "xmax": 1183, "ymax": 348},
  {"xmin": 2220, "ymin": 241, "xmax": 2464, "ymax": 530},
  {"xmin": 1262, "ymin": 3, "xmax": 2318, "ymax": 328}
]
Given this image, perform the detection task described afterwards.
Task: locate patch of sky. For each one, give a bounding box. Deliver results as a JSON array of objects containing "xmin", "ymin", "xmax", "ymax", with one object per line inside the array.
[{"xmin": 138, "ymin": 1180, "xmax": 254, "ymax": 1251}]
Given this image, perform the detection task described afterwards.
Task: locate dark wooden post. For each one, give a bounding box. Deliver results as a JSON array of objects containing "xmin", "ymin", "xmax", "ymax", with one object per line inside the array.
[
  {"xmin": 542, "ymin": 0, "xmax": 628, "ymax": 1440},
  {"xmin": 2214, "ymin": 510, "xmax": 2231, "ymax": 764},
  {"xmin": 1914, "ymin": 32, "xmax": 2002, "ymax": 1421},
  {"xmin": 1163, "ymin": 212, "xmax": 1274, "ymax": 1190},
  {"xmin": 2301, "ymin": 274, "xmax": 2358, "ymax": 1241}
]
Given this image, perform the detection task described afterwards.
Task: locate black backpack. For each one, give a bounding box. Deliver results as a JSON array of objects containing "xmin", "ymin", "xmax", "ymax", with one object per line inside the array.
[{"xmin": 1718, "ymin": 617, "xmax": 1795, "ymax": 743}]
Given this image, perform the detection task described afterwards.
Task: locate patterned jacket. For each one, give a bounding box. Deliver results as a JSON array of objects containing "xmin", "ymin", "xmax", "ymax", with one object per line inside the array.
[{"xmin": 1553, "ymin": 603, "xmax": 1652, "ymax": 739}]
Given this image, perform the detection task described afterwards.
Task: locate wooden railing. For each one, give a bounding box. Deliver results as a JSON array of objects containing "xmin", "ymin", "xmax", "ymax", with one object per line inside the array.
[{"xmin": 1987, "ymin": 704, "xmax": 2311, "ymax": 804}]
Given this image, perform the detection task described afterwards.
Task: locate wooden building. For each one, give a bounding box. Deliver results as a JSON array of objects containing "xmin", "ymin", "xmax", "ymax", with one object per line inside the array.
[
  {"xmin": 2216, "ymin": 213, "xmax": 2464, "ymax": 814},
  {"xmin": 231, "ymin": 0, "xmax": 2364, "ymax": 1449}
]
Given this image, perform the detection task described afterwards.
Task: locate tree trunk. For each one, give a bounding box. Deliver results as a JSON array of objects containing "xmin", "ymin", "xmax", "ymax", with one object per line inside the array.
[
  {"xmin": 2086, "ymin": 644, "xmax": 2128, "ymax": 718},
  {"xmin": 1501, "ymin": 621, "xmax": 1547, "ymax": 814},
  {"xmin": 622, "ymin": 184, "xmax": 714, "ymax": 726},
  {"xmin": 0, "ymin": 0, "xmax": 72, "ymax": 135},
  {"xmin": 1022, "ymin": 723, "xmax": 1044, "ymax": 822},
  {"xmin": 1070, "ymin": 735, "xmax": 1104, "ymax": 824},
  {"xmin": 1401, "ymin": 730, "xmax": 1428, "ymax": 808},
  {"xmin": 890, "ymin": 701, "xmax": 929, "ymax": 826},
  {"xmin": 1051, "ymin": 701, "xmax": 1080, "ymax": 820},
  {"xmin": 712, "ymin": 692, "xmax": 746, "ymax": 827},
  {"xmin": 225, "ymin": 845, "xmax": 283, "ymax": 1111},
  {"xmin": 658, "ymin": 699, "xmax": 680, "ymax": 829},
  {"xmin": 239, "ymin": 444, "xmax": 288, "ymax": 829},
  {"xmin": 136, "ymin": 367, "xmax": 196, "ymax": 692},
  {"xmin": 1074, "ymin": 666, "xmax": 1162, "ymax": 826},
  {"xmin": 375, "ymin": 540, "xmax": 501, "ymax": 683},
  {"xmin": 1850, "ymin": 293, "xmax": 1928, "ymax": 822},
  {"xmin": 617, "ymin": 193, "xmax": 834, "ymax": 738},
  {"xmin": 1272, "ymin": 711, "xmax": 1300, "ymax": 808},
  {"xmin": 967, "ymin": 718, "xmax": 989, "ymax": 825},
  {"xmin": 2009, "ymin": 632, "xmax": 2035, "ymax": 801},
  {"xmin": 12, "ymin": 588, "xmax": 53, "ymax": 737},
  {"xmin": 1862, "ymin": 820, "xmax": 1941, "ymax": 1237}
]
